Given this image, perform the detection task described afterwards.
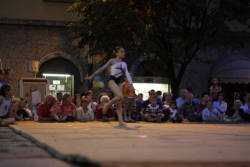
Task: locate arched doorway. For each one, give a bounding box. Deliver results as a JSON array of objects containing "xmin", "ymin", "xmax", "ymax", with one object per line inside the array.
[{"xmin": 38, "ymin": 57, "xmax": 82, "ymax": 96}]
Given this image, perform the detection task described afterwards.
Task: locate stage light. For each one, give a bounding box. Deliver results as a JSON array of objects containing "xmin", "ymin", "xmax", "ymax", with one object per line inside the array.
[{"xmin": 42, "ymin": 73, "xmax": 71, "ymax": 77}]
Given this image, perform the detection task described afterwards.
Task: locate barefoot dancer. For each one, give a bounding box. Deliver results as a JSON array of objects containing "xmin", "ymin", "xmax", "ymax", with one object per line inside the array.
[{"xmin": 85, "ymin": 46, "xmax": 133, "ymax": 126}]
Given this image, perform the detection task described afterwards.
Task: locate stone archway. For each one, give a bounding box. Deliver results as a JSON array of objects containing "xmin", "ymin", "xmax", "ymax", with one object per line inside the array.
[{"xmin": 39, "ymin": 51, "xmax": 84, "ymax": 82}]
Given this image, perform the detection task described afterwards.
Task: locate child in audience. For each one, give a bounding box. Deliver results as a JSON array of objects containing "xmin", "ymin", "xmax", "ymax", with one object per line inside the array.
[{"xmin": 144, "ymin": 97, "xmax": 164, "ymax": 123}]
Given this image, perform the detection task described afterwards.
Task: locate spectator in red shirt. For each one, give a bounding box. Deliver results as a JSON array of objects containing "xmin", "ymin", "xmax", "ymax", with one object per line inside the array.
[
  {"xmin": 96, "ymin": 95, "xmax": 115, "ymax": 122},
  {"xmin": 38, "ymin": 95, "xmax": 56, "ymax": 121}
]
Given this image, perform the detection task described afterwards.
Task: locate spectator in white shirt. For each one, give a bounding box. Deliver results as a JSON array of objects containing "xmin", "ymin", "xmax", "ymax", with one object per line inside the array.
[
  {"xmin": 86, "ymin": 90, "xmax": 96, "ymax": 115},
  {"xmin": 176, "ymin": 89, "xmax": 188, "ymax": 109},
  {"xmin": 213, "ymin": 92, "xmax": 227, "ymax": 115},
  {"xmin": 202, "ymin": 101, "xmax": 223, "ymax": 121},
  {"xmin": 76, "ymin": 96, "xmax": 94, "ymax": 122}
]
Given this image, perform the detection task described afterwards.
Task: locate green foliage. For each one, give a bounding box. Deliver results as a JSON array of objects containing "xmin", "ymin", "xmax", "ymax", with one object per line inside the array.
[{"xmin": 67, "ymin": 0, "xmax": 249, "ymax": 92}]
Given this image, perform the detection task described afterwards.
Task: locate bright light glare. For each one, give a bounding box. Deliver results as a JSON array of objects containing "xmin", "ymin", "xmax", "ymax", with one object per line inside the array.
[
  {"xmin": 42, "ymin": 73, "xmax": 71, "ymax": 77},
  {"xmin": 133, "ymin": 83, "xmax": 169, "ymax": 100}
]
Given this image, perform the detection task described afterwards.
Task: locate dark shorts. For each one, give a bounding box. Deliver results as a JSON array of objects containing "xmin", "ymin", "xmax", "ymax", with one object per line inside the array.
[{"xmin": 109, "ymin": 75, "xmax": 124, "ymax": 85}]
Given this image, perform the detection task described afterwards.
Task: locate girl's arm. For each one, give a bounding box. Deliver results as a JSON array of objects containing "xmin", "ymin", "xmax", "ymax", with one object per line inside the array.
[
  {"xmin": 123, "ymin": 62, "xmax": 133, "ymax": 85},
  {"xmin": 85, "ymin": 59, "xmax": 114, "ymax": 80}
]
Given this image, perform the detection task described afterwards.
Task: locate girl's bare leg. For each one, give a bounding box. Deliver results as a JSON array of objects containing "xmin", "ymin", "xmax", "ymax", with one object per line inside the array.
[
  {"xmin": 103, "ymin": 80, "xmax": 124, "ymax": 124},
  {"xmin": 116, "ymin": 102, "xmax": 124, "ymax": 125}
]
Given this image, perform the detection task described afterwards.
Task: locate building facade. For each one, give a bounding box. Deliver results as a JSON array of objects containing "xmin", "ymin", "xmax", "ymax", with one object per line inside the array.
[
  {"xmin": 0, "ymin": 0, "xmax": 89, "ymax": 96},
  {"xmin": 0, "ymin": 0, "xmax": 249, "ymax": 101}
]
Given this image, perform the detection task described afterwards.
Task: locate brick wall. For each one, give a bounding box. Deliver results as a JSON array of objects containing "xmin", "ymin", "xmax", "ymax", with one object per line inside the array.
[{"xmin": 0, "ymin": 24, "xmax": 88, "ymax": 96}]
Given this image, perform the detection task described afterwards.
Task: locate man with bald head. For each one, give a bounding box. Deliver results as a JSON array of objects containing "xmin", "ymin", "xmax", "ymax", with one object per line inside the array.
[{"xmin": 38, "ymin": 95, "xmax": 56, "ymax": 121}]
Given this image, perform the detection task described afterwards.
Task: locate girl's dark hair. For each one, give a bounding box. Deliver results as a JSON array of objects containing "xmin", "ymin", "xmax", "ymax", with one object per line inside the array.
[
  {"xmin": 0, "ymin": 84, "xmax": 11, "ymax": 97},
  {"xmin": 113, "ymin": 46, "xmax": 123, "ymax": 55}
]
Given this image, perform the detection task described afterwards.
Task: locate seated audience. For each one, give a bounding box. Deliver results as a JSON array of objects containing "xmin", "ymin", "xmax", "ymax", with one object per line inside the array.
[
  {"xmin": 86, "ymin": 90, "xmax": 96, "ymax": 115},
  {"xmin": 202, "ymin": 101, "xmax": 224, "ymax": 122},
  {"xmin": 213, "ymin": 92, "xmax": 227, "ymax": 116},
  {"xmin": 74, "ymin": 93, "xmax": 81, "ymax": 108},
  {"xmin": 225, "ymin": 100, "xmax": 244, "ymax": 122},
  {"xmin": 240, "ymin": 93, "xmax": 250, "ymax": 121},
  {"xmin": 141, "ymin": 90, "xmax": 162, "ymax": 117},
  {"xmin": 15, "ymin": 98, "xmax": 32, "ymax": 121},
  {"xmin": 209, "ymin": 78, "xmax": 222, "ymax": 101},
  {"xmin": 135, "ymin": 93, "xmax": 144, "ymax": 121},
  {"xmin": 178, "ymin": 93, "xmax": 201, "ymax": 122},
  {"xmin": 162, "ymin": 92, "xmax": 173, "ymax": 110},
  {"xmin": 56, "ymin": 92, "xmax": 63, "ymax": 104},
  {"xmin": 193, "ymin": 94, "xmax": 201, "ymax": 104},
  {"xmin": 76, "ymin": 96, "xmax": 94, "ymax": 122},
  {"xmin": 0, "ymin": 85, "xmax": 15, "ymax": 125},
  {"xmin": 37, "ymin": 95, "xmax": 56, "ymax": 121},
  {"xmin": 176, "ymin": 89, "xmax": 188, "ymax": 109},
  {"xmin": 96, "ymin": 92, "xmax": 109, "ymax": 108},
  {"xmin": 199, "ymin": 93, "xmax": 209, "ymax": 112},
  {"xmin": 156, "ymin": 91, "xmax": 162, "ymax": 101},
  {"xmin": 96, "ymin": 95, "xmax": 115, "ymax": 122},
  {"xmin": 168, "ymin": 102, "xmax": 178, "ymax": 122},
  {"xmin": 143, "ymin": 97, "xmax": 164, "ymax": 123},
  {"xmin": 57, "ymin": 94, "xmax": 76, "ymax": 122},
  {"xmin": 0, "ymin": 70, "xmax": 5, "ymax": 89}
]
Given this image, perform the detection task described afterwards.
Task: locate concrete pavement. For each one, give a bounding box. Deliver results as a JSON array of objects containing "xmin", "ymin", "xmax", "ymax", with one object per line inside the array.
[
  {"xmin": 0, "ymin": 127, "xmax": 72, "ymax": 167},
  {"xmin": 9, "ymin": 121, "xmax": 250, "ymax": 166}
]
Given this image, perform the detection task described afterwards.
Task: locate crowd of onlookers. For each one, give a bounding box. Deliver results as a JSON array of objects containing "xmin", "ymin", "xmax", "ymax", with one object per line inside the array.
[{"xmin": 1, "ymin": 68, "xmax": 250, "ymax": 126}]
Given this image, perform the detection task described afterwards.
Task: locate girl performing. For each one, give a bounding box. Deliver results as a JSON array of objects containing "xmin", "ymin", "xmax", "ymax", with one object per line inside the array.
[{"xmin": 85, "ymin": 46, "xmax": 133, "ymax": 127}]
